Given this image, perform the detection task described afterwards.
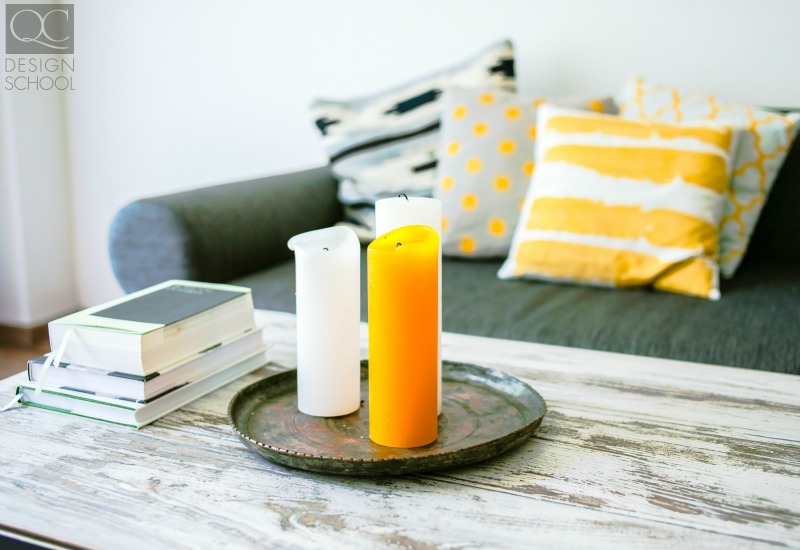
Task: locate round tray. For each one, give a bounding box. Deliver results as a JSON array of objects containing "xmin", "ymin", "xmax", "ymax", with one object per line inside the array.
[{"xmin": 228, "ymin": 360, "xmax": 547, "ymax": 476}]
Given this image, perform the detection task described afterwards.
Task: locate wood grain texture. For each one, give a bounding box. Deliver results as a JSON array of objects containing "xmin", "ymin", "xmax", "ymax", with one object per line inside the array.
[{"xmin": 0, "ymin": 310, "xmax": 798, "ymax": 549}]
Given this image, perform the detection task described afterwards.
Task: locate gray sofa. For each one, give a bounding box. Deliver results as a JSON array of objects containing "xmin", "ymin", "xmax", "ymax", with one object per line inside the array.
[{"xmin": 110, "ymin": 140, "xmax": 800, "ymax": 374}]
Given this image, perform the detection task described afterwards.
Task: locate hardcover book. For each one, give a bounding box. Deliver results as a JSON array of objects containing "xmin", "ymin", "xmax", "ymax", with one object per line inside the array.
[{"xmin": 48, "ymin": 280, "xmax": 256, "ymax": 375}]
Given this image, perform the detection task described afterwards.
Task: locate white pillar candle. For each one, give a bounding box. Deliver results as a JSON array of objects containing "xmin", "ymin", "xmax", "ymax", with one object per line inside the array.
[
  {"xmin": 375, "ymin": 196, "xmax": 443, "ymax": 414},
  {"xmin": 288, "ymin": 226, "xmax": 361, "ymax": 417}
]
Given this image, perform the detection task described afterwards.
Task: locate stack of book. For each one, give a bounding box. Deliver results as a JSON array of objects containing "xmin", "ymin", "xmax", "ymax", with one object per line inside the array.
[{"xmin": 14, "ymin": 280, "xmax": 267, "ymax": 428}]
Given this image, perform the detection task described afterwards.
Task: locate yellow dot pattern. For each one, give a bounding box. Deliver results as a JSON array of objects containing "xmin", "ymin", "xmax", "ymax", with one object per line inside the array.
[
  {"xmin": 473, "ymin": 122, "xmax": 489, "ymax": 136},
  {"xmin": 447, "ymin": 141, "xmax": 460, "ymax": 156},
  {"xmin": 523, "ymin": 161, "xmax": 535, "ymax": 177},
  {"xmin": 453, "ymin": 105, "xmax": 468, "ymax": 119},
  {"xmin": 498, "ymin": 139, "xmax": 516, "ymax": 155},
  {"xmin": 505, "ymin": 106, "xmax": 521, "ymax": 120},
  {"xmin": 589, "ymin": 99, "xmax": 605, "ymax": 113},
  {"xmin": 442, "ymin": 215, "xmax": 449, "ymax": 231},
  {"xmin": 465, "ymin": 158, "xmax": 482, "ymax": 174},
  {"xmin": 459, "ymin": 235, "xmax": 477, "ymax": 254},
  {"xmin": 462, "ymin": 193, "xmax": 479, "ymax": 211},
  {"xmin": 623, "ymin": 77, "xmax": 800, "ymax": 276},
  {"xmin": 440, "ymin": 175, "xmax": 454, "ymax": 191},
  {"xmin": 493, "ymin": 175, "xmax": 510, "ymax": 192},
  {"xmin": 488, "ymin": 217, "xmax": 506, "ymax": 237},
  {"xmin": 478, "ymin": 93, "xmax": 495, "ymax": 105}
]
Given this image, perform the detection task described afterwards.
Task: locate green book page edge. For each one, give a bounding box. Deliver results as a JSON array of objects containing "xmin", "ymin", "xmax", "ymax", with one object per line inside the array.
[{"xmin": 16, "ymin": 385, "xmax": 138, "ymax": 411}]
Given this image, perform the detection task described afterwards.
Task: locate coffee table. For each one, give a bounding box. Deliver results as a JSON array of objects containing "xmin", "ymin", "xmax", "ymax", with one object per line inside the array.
[{"xmin": 1, "ymin": 309, "xmax": 798, "ymax": 548}]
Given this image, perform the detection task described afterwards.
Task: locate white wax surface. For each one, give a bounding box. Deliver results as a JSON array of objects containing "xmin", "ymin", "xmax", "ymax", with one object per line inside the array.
[
  {"xmin": 375, "ymin": 196, "xmax": 443, "ymax": 414},
  {"xmin": 288, "ymin": 226, "xmax": 361, "ymax": 417}
]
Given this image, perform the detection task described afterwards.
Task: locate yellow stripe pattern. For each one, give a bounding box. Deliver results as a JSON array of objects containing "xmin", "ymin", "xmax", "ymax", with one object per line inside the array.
[
  {"xmin": 499, "ymin": 105, "xmax": 736, "ymax": 300},
  {"xmin": 528, "ymin": 198, "xmax": 720, "ymax": 257},
  {"xmin": 547, "ymin": 115, "xmax": 733, "ymax": 150},
  {"xmin": 544, "ymin": 145, "xmax": 729, "ymax": 191}
]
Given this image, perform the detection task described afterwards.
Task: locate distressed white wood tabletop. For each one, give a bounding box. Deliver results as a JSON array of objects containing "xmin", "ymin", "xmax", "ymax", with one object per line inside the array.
[{"xmin": 0, "ymin": 309, "xmax": 798, "ymax": 549}]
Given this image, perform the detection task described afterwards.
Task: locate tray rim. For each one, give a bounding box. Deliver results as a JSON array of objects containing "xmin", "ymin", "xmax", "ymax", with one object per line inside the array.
[{"xmin": 228, "ymin": 360, "xmax": 547, "ymax": 475}]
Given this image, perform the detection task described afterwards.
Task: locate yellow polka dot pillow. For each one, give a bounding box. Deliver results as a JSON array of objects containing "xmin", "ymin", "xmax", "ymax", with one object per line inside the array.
[
  {"xmin": 617, "ymin": 77, "xmax": 800, "ymax": 277},
  {"xmin": 434, "ymin": 86, "xmax": 614, "ymax": 257},
  {"xmin": 499, "ymin": 105, "xmax": 737, "ymax": 300}
]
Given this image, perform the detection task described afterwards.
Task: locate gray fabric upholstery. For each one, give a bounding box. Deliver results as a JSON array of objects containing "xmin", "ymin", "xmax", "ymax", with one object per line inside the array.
[
  {"xmin": 232, "ymin": 252, "xmax": 800, "ymax": 373},
  {"xmin": 110, "ymin": 167, "xmax": 341, "ymax": 292}
]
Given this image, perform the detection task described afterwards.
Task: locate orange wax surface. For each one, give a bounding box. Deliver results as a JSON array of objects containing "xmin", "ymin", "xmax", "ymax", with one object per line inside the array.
[{"xmin": 368, "ymin": 225, "xmax": 439, "ymax": 448}]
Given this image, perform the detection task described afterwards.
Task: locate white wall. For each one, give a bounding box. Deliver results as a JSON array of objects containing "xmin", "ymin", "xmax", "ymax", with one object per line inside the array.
[
  {"xmin": 0, "ymin": 17, "xmax": 79, "ymax": 326},
  {"xmin": 31, "ymin": 0, "xmax": 800, "ymax": 308}
]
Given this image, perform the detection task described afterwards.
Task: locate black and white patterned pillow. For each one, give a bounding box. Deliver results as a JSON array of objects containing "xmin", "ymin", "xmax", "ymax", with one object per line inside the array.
[{"xmin": 311, "ymin": 39, "xmax": 516, "ymax": 235}]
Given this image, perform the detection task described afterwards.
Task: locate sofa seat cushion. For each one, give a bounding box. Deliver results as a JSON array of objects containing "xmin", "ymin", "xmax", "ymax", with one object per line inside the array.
[{"xmin": 231, "ymin": 252, "xmax": 799, "ymax": 374}]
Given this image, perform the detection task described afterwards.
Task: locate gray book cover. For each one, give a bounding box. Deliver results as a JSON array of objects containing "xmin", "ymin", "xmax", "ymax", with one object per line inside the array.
[{"xmin": 94, "ymin": 284, "xmax": 245, "ymax": 325}]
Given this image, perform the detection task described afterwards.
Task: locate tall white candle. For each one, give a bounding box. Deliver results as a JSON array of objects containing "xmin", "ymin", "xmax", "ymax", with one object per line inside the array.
[
  {"xmin": 288, "ymin": 226, "xmax": 361, "ymax": 417},
  {"xmin": 375, "ymin": 196, "xmax": 443, "ymax": 414}
]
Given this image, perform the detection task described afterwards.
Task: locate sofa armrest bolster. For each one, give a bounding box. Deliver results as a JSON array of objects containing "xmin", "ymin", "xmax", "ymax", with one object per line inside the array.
[{"xmin": 109, "ymin": 166, "xmax": 341, "ymax": 293}]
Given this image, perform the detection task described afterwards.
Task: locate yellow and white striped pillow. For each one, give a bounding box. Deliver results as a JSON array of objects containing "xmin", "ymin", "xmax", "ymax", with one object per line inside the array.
[{"xmin": 498, "ymin": 105, "xmax": 736, "ymax": 300}]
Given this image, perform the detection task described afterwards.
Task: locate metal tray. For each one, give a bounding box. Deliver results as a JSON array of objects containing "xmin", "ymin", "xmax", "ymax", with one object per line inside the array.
[{"xmin": 228, "ymin": 360, "xmax": 547, "ymax": 476}]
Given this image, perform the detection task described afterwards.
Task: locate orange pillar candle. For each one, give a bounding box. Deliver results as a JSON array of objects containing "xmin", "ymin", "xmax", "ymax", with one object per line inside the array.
[{"xmin": 368, "ymin": 225, "xmax": 439, "ymax": 448}]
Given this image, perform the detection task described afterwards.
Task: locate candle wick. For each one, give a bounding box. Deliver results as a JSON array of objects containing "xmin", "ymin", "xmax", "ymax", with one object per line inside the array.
[
  {"xmin": 399, "ymin": 193, "xmax": 409, "ymax": 201},
  {"xmin": 396, "ymin": 243, "xmax": 402, "ymax": 249},
  {"xmin": 323, "ymin": 247, "xmax": 329, "ymax": 251}
]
